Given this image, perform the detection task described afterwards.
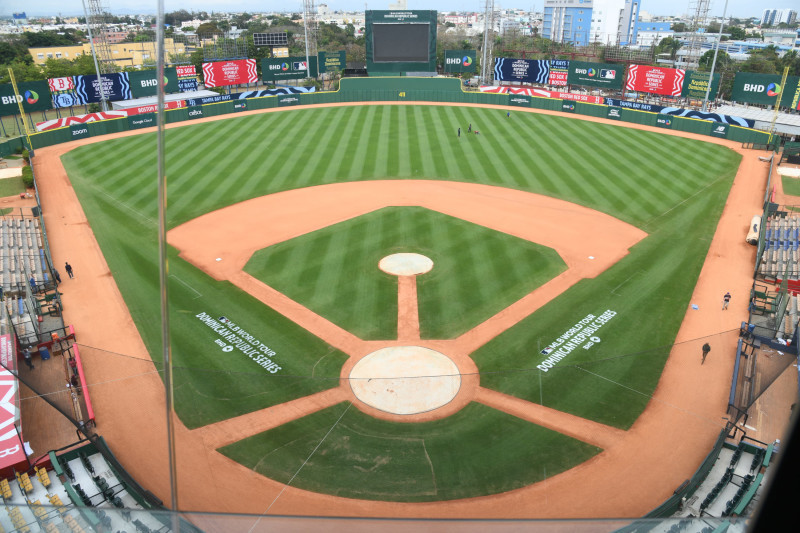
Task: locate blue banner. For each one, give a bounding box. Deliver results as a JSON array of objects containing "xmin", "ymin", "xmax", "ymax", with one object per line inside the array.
[
  {"xmin": 185, "ymin": 94, "xmax": 232, "ymax": 106},
  {"xmin": 237, "ymin": 87, "xmax": 316, "ymax": 98},
  {"xmin": 178, "ymin": 78, "xmax": 198, "ymax": 92},
  {"xmin": 603, "ymin": 97, "xmax": 753, "ymax": 127},
  {"xmin": 73, "ymin": 73, "xmax": 131, "ymax": 103},
  {"xmin": 494, "ymin": 58, "xmax": 549, "ymax": 84}
]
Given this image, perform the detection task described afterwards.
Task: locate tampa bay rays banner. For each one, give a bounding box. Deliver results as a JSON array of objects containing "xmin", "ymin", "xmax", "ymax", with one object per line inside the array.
[
  {"xmin": 603, "ymin": 97, "xmax": 754, "ymax": 127},
  {"xmin": 567, "ymin": 61, "xmax": 622, "ymax": 89},
  {"xmin": 494, "ymin": 58, "xmax": 549, "ymax": 84},
  {"xmin": 0, "ymin": 80, "xmax": 52, "ymax": 117},
  {"xmin": 444, "ymin": 50, "xmax": 477, "ymax": 73},
  {"xmin": 731, "ymin": 72, "xmax": 800, "ymax": 109}
]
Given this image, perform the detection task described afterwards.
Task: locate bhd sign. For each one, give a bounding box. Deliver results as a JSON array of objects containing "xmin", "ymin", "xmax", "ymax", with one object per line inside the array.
[
  {"xmin": 731, "ymin": 72, "xmax": 799, "ymax": 107},
  {"xmin": 444, "ymin": 50, "xmax": 477, "ymax": 73},
  {"xmin": 655, "ymin": 115, "xmax": 673, "ymax": 129},
  {"xmin": 561, "ymin": 101, "xmax": 576, "ymax": 113}
]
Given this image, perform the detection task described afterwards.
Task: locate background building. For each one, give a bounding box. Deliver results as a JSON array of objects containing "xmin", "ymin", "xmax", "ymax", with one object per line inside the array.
[
  {"xmin": 761, "ymin": 9, "xmax": 797, "ymax": 26},
  {"xmin": 543, "ymin": 0, "xmax": 641, "ymax": 46}
]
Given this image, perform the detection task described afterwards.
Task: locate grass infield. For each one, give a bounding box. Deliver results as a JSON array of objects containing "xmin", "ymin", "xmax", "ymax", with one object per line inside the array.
[{"xmin": 61, "ymin": 104, "xmax": 741, "ymax": 499}]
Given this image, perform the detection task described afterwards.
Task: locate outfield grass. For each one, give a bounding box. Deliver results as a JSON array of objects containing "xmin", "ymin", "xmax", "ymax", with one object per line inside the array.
[
  {"xmin": 61, "ymin": 104, "xmax": 741, "ymax": 498},
  {"xmin": 782, "ymin": 175, "xmax": 800, "ymax": 197},
  {"xmin": 219, "ymin": 401, "xmax": 600, "ymax": 501},
  {"xmin": 245, "ymin": 207, "xmax": 566, "ymax": 339},
  {"xmin": 0, "ymin": 176, "xmax": 25, "ymax": 197}
]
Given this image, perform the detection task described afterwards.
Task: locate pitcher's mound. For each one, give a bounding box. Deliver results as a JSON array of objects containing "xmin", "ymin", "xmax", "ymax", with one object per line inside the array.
[
  {"xmin": 379, "ymin": 253, "xmax": 433, "ymax": 276},
  {"xmin": 349, "ymin": 346, "xmax": 461, "ymax": 415}
]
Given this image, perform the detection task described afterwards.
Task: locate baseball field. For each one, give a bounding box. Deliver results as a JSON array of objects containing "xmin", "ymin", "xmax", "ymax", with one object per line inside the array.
[{"xmin": 56, "ymin": 103, "xmax": 742, "ymax": 503}]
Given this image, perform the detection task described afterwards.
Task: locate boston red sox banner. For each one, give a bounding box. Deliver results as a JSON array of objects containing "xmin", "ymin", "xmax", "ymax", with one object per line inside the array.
[
  {"xmin": 202, "ymin": 59, "xmax": 258, "ymax": 88},
  {"xmin": 625, "ymin": 64, "xmax": 685, "ymax": 97}
]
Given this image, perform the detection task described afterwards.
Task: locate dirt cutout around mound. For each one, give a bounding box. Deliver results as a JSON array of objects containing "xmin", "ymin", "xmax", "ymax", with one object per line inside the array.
[{"xmin": 33, "ymin": 102, "xmax": 765, "ymax": 521}]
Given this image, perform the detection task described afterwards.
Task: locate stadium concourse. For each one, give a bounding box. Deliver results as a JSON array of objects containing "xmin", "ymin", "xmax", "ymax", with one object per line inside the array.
[{"xmin": 26, "ymin": 101, "xmax": 791, "ymax": 526}]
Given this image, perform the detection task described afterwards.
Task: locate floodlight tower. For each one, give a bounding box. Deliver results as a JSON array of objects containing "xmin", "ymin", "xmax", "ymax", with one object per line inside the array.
[
  {"xmin": 86, "ymin": 0, "xmax": 115, "ymax": 73},
  {"xmin": 685, "ymin": 0, "xmax": 712, "ymax": 68},
  {"xmin": 481, "ymin": 0, "xmax": 496, "ymax": 84},
  {"xmin": 303, "ymin": 0, "xmax": 319, "ymax": 78}
]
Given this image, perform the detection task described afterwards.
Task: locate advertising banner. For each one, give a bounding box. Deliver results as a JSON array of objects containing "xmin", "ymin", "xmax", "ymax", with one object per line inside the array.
[
  {"xmin": 47, "ymin": 76, "xmax": 74, "ymax": 93},
  {"xmin": 262, "ymin": 56, "xmax": 319, "ymax": 81},
  {"xmin": 237, "ymin": 87, "xmax": 315, "ymax": 98},
  {"xmin": 479, "ymin": 85, "xmax": 604, "ymax": 103},
  {"xmin": 202, "ymin": 59, "xmax": 258, "ymax": 87},
  {"xmin": 127, "ymin": 112, "xmax": 157, "ymax": 130},
  {"xmin": 187, "ymin": 106, "xmax": 205, "ymax": 119},
  {"xmin": 318, "ymin": 50, "xmax": 347, "ymax": 73},
  {"xmin": 176, "ymin": 65, "xmax": 197, "ymax": 78},
  {"xmin": 35, "ymin": 110, "xmax": 128, "ymax": 131},
  {"xmin": 0, "ymin": 334, "xmax": 27, "ymax": 472},
  {"xmin": 278, "ymin": 94, "xmax": 302, "ymax": 106},
  {"xmin": 567, "ymin": 61, "xmax": 622, "ymax": 89},
  {"xmin": 548, "ymin": 60, "xmax": 569, "ymax": 86},
  {"xmin": 655, "ymin": 114, "xmax": 673, "ymax": 129},
  {"xmin": 561, "ymin": 101, "xmax": 576, "ymax": 112},
  {"xmin": 710, "ymin": 122, "xmax": 729, "ymax": 138},
  {"xmin": 178, "ymin": 79, "xmax": 199, "ymax": 92},
  {"xmin": 681, "ymin": 70, "xmax": 720, "ymax": 100},
  {"xmin": 233, "ymin": 100, "xmax": 248, "ymax": 112},
  {"xmin": 126, "ymin": 100, "xmax": 184, "ymax": 116},
  {"xmin": 508, "ymin": 95, "xmax": 530, "ymax": 107},
  {"xmin": 186, "ymin": 94, "xmax": 231, "ymax": 107},
  {"xmin": 731, "ymin": 72, "xmax": 800, "ymax": 108},
  {"xmin": 69, "ymin": 124, "xmax": 91, "ymax": 139},
  {"xmin": 607, "ymin": 106, "xmax": 622, "ymax": 120},
  {"xmin": 444, "ymin": 50, "xmax": 477, "ymax": 73},
  {"xmin": 74, "ymin": 73, "xmax": 132, "ymax": 103},
  {"xmin": 129, "ymin": 68, "xmax": 178, "ymax": 98},
  {"xmin": 625, "ymin": 64, "xmax": 685, "ymax": 96},
  {"xmin": 0, "ymin": 80, "xmax": 52, "ymax": 116},
  {"xmin": 494, "ymin": 58, "xmax": 550, "ymax": 84}
]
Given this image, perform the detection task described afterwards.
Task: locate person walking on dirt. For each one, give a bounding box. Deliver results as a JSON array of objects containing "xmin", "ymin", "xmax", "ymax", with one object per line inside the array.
[
  {"xmin": 722, "ymin": 292, "xmax": 731, "ymax": 310},
  {"xmin": 22, "ymin": 347, "xmax": 34, "ymax": 370},
  {"xmin": 702, "ymin": 343, "xmax": 711, "ymax": 364},
  {"xmin": 65, "ymin": 262, "xmax": 73, "ymax": 279},
  {"xmin": 53, "ymin": 269, "xmax": 62, "ymax": 284}
]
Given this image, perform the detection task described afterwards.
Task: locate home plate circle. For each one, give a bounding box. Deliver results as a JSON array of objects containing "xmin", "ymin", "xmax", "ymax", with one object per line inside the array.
[
  {"xmin": 379, "ymin": 253, "xmax": 433, "ymax": 276},
  {"xmin": 349, "ymin": 346, "xmax": 461, "ymax": 415}
]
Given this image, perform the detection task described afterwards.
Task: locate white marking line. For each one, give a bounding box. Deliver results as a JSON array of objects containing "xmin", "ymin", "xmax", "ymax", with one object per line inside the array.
[
  {"xmin": 745, "ymin": 424, "xmax": 758, "ymax": 431},
  {"xmin": 610, "ymin": 271, "xmax": 642, "ymax": 295},
  {"xmin": 169, "ymin": 275, "xmax": 202, "ymax": 299},
  {"xmin": 88, "ymin": 181, "xmax": 156, "ymax": 226}
]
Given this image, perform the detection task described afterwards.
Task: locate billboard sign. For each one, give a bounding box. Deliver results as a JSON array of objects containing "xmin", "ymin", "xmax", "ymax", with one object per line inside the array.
[
  {"xmin": 731, "ymin": 73, "xmax": 800, "ymax": 108},
  {"xmin": 48, "ymin": 76, "xmax": 74, "ymax": 93},
  {"xmin": 176, "ymin": 65, "xmax": 197, "ymax": 78},
  {"xmin": 561, "ymin": 101, "xmax": 576, "ymax": 113},
  {"xmin": 318, "ymin": 50, "xmax": 347, "ymax": 73},
  {"xmin": 187, "ymin": 106, "xmax": 205, "ymax": 119},
  {"xmin": 129, "ymin": 68, "xmax": 178, "ymax": 98},
  {"xmin": 70, "ymin": 124, "xmax": 91, "ymax": 139},
  {"xmin": 494, "ymin": 58, "xmax": 549, "ymax": 84},
  {"xmin": 0, "ymin": 80, "xmax": 53, "ymax": 117},
  {"xmin": 607, "ymin": 106, "xmax": 622, "ymax": 120},
  {"xmin": 127, "ymin": 113, "xmax": 157, "ymax": 130},
  {"xmin": 202, "ymin": 59, "xmax": 258, "ymax": 87},
  {"xmin": 262, "ymin": 56, "xmax": 319, "ymax": 80},
  {"xmin": 548, "ymin": 60, "xmax": 569, "ymax": 86},
  {"xmin": 444, "ymin": 50, "xmax": 477, "ymax": 73},
  {"xmin": 567, "ymin": 61, "xmax": 622, "ymax": 89},
  {"xmin": 655, "ymin": 114, "xmax": 673, "ymax": 129},
  {"xmin": 508, "ymin": 95, "xmax": 530, "ymax": 107},
  {"xmin": 625, "ymin": 64, "xmax": 685, "ymax": 96},
  {"xmin": 0, "ymin": 334, "xmax": 27, "ymax": 472},
  {"xmin": 710, "ymin": 123, "xmax": 729, "ymax": 138},
  {"xmin": 178, "ymin": 78, "xmax": 198, "ymax": 92},
  {"xmin": 278, "ymin": 95, "xmax": 302, "ymax": 106},
  {"xmin": 681, "ymin": 70, "xmax": 720, "ymax": 100},
  {"xmin": 73, "ymin": 73, "xmax": 132, "ymax": 103}
]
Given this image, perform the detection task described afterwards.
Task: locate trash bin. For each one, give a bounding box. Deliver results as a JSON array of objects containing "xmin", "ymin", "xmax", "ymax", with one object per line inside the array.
[{"xmin": 39, "ymin": 347, "xmax": 50, "ymax": 361}]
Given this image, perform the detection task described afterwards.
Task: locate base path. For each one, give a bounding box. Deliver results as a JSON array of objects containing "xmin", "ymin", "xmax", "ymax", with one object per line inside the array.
[{"xmin": 32, "ymin": 101, "xmax": 765, "ymax": 520}]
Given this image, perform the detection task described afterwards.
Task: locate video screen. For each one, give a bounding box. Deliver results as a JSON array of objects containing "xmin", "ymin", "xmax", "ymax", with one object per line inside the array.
[{"xmin": 372, "ymin": 23, "xmax": 430, "ymax": 62}]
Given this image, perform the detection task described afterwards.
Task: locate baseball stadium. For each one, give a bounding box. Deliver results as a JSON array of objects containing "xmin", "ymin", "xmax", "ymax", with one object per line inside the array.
[{"xmin": 0, "ymin": 6, "xmax": 797, "ymax": 533}]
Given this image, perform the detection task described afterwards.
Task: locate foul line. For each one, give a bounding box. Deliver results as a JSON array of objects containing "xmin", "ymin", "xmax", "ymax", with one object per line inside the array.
[
  {"xmin": 248, "ymin": 402, "xmax": 353, "ymax": 532},
  {"xmin": 169, "ymin": 274, "xmax": 202, "ymax": 299}
]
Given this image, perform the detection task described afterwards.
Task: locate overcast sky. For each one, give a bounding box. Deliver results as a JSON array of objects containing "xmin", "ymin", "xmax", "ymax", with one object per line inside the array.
[{"xmin": 2, "ymin": 1, "xmax": 795, "ymax": 22}]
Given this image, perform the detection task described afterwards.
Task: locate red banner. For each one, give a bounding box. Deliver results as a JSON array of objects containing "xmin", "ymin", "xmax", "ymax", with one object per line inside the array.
[
  {"xmin": 625, "ymin": 64, "xmax": 685, "ymax": 97},
  {"xmin": 48, "ymin": 76, "xmax": 74, "ymax": 92},
  {"xmin": 126, "ymin": 100, "xmax": 185, "ymax": 116},
  {"xmin": 202, "ymin": 59, "xmax": 257, "ymax": 87},
  {"xmin": 176, "ymin": 65, "xmax": 197, "ymax": 77},
  {"xmin": 478, "ymin": 86, "xmax": 604, "ymax": 104},
  {"xmin": 0, "ymin": 334, "xmax": 26, "ymax": 472}
]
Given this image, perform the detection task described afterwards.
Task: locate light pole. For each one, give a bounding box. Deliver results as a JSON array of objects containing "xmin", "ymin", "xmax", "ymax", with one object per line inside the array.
[
  {"xmin": 80, "ymin": 0, "xmax": 109, "ymax": 112},
  {"xmin": 702, "ymin": 0, "xmax": 728, "ymax": 112}
]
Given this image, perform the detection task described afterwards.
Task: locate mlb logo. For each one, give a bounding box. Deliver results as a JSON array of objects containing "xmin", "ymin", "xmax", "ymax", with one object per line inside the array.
[
  {"xmin": 293, "ymin": 61, "xmax": 308, "ymax": 70},
  {"xmin": 600, "ymin": 69, "xmax": 616, "ymax": 80},
  {"xmin": 541, "ymin": 346, "xmax": 553, "ymax": 355},
  {"xmin": 218, "ymin": 316, "xmax": 230, "ymax": 323}
]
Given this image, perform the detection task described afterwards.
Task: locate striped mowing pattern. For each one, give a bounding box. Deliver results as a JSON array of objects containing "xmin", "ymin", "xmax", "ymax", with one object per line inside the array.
[{"xmin": 64, "ymin": 105, "xmax": 737, "ymax": 229}]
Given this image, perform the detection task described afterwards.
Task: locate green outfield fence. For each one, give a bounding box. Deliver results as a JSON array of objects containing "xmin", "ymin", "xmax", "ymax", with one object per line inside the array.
[{"xmin": 26, "ymin": 76, "xmax": 772, "ymax": 152}]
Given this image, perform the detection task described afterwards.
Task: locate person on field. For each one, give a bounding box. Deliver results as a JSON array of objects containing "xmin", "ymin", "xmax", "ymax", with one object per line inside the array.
[
  {"xmin": 457, "ymin": 127, "xmax": 460, "ymax": 137},
  {"xmin": 507, "ymin": 111, "xmax": 510, "ymax": 118},
  {"xmin": 53, "ymin": 268, "xmax": 62, "ymax": 284},
  {"xmin": 22, "ymin": 347, "xmax": 34, "ymax": 370},
  {"xmin": 65, "ymin": 262, "xmax": 73, "ymax": 279},
  {"xmin": 468, "ymin": 123, "xmax": 472, "ymax": 133},
  {"xmin": 722, "ymin": 292, "xmax": 731, "ymax": 310},
  {"xmin": 702, "ymin": 343, "xmax": 711, "ymax": 364}
]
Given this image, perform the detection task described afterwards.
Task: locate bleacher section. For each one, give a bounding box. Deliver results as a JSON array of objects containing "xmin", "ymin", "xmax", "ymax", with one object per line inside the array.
[
  {"xmin": 0, "ymin": 216, "xmax": 51, "ymax": 347},
  {"xmin": 759, "ymin": 213, "xmax": 800, "ymax": 285},
  {"xmin": 0, "ymin": 441, "xmax": 172, "ymax": 533}
]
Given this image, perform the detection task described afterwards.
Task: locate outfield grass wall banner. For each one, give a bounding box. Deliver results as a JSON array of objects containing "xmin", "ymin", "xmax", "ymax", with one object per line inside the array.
[
  {"xmin": 681, "ymin": 71, "xmax": 720, "ymax": 100},
  {"xmin": 128, "ymin": 68, "xmax": 179, "ymax": 98},
  {"xmin": 0, "ymin": 80, "xmax": 52, "ymax": 117},
  {"xmin": 567, "ymin": 61, "xmax": 623, "ymax": 90},
  {"xmin": 731, "ymin": 72, "xmax": 800, "ymax": 109},
  {"xmin": 444, "ymin": 50, "xmax": 477, "ymax": 73}
]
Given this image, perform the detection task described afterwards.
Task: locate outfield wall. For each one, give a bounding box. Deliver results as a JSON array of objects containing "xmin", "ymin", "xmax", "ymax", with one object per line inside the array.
[{"xmin": 27, "ymin": 77, "xmax": 772, "ymax": 151}]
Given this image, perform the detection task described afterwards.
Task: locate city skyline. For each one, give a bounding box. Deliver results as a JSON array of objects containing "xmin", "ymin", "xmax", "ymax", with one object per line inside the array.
[{"xmin": 1, "ymin": 1, "xmax": 797, "ymax": 23}]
